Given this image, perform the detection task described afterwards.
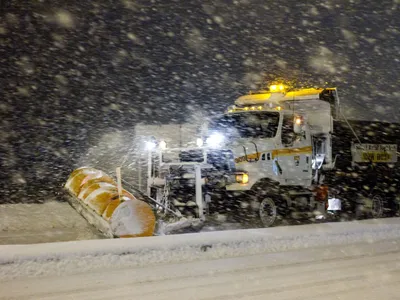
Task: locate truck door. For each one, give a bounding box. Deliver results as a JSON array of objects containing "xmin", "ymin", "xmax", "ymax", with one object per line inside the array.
[{"xmin": 278, "ymin": 114, "xmax": 312, "ymax": 185}]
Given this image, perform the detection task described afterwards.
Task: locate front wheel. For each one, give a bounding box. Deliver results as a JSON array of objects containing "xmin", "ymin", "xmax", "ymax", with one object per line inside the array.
[{"xmin": 259, "ymin": 197, "xmax": 278, "ymax": 227}]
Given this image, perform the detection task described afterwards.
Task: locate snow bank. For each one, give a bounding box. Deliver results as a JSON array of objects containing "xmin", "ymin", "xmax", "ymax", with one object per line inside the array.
[{"xmin": 1, "ymin": 218, "xmax": 400, "ymax": 280}]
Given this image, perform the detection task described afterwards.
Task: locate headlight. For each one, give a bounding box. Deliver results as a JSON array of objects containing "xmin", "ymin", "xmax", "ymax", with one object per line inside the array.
[
  {"xmin": 206, "ymin": 132, "xmax": 224, "ymax": 147},
  {"xmin": 145, "ymin": 141, "xmax": 156, "ymax": 151},
  {"xmin": 196, "ymin": 138, "xmax": 204, "ymax": 147},
  {"xmin": 235, "ymin": 173, "xmax": 249, "ymax": 184}
]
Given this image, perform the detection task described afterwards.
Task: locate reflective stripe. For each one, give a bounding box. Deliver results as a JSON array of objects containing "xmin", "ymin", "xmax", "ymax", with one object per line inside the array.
[{"xmin": 235, "ymin": 146, "xmax": 312, "ymax": 164}]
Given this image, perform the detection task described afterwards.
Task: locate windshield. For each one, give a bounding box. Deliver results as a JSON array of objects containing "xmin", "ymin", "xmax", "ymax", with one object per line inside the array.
[{"xmin": 208, "ymin": 112, "xmax": 280, "ymax": 139}]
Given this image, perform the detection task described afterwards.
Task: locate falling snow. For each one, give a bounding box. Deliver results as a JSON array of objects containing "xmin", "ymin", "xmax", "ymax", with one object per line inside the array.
[{"xmin": 0, "ymin": 0, "xmax": 399, "ymax": 241}]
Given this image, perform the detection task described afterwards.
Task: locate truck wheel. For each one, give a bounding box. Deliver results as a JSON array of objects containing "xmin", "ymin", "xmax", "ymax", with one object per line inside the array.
[
  {"xmin": 258, "ymin": 194, "xmax": 288, "ymax": 227},
  {"xmin": 371, "ymin": 193, "xmax": 384, "ymax": 218},
  {"xmin": 259, "ymin": 197, "xmax": 277, "ymax": 227}
]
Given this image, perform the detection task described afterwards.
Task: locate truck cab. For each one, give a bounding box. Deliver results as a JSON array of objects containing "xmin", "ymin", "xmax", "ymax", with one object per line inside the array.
[
  {"xmin": 200, "ymin": 85, "xmax": 338, "ymax": 190},
  {"xmin": 195, "ymin": 85, "xmax": 339, "ymax": 226}
]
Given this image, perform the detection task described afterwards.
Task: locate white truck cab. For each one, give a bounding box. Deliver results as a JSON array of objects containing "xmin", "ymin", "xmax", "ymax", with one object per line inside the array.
[{"xmin": 199, "ymin": 85, "xmax": 338, "ymax": 192}]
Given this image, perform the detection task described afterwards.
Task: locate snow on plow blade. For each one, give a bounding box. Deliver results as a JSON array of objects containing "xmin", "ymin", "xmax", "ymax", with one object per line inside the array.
[{"xmin": 65, "ymin": 167, "xmax": 156, "ymax": 238}]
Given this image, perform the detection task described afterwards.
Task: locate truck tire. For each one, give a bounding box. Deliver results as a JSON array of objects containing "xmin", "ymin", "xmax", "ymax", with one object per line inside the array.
[
  {"xmin": 370, "ymin": 193, "xmax": 384, "ymax": 218},
  {"xmin": 355, "ymin": 192, "xmax": 384, "ymax": 219},
  {"xmin": 258, "ymin": 194, "xmax": 287, "ymax": 228},
  {"xmin": 259, "ymin": 196, "xmax": 278, "ymax": 227},
  {"xmin": 231, "ymin": 190, "xmax": 285, "ymax": 228}
]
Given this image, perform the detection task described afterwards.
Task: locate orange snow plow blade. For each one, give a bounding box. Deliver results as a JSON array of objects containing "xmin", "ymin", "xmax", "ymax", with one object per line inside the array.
[{"xmin": 64, "ymin": 167, "xmax": 156, "ymax": 238}]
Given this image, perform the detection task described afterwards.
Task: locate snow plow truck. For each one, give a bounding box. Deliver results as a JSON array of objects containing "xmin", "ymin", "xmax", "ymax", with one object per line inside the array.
[{"xmin": 64, "ymin": 84, "xmax": 400, "ymax": 237}]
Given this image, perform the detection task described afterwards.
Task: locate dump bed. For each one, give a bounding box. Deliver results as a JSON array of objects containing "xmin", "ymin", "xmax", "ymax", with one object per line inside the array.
[
  {"xmin": 327, "ymin": 120, "xmax": 400, "ymax": 214},
  {"xmin": 332, "ymin": 120, "xmax": 400, "ymax": 169}
]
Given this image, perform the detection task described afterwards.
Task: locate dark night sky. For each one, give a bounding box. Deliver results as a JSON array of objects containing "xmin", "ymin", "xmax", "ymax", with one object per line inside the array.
[{"xmin": 0, "ymin": 0, "xmax": 399, "ymax": 202}]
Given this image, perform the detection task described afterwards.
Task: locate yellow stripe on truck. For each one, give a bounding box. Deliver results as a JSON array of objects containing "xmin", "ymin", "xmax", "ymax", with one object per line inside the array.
[
  {"xmin": 272, "ymin": 146, "xmax": 313, "ymax": 158},
  {"xmin": 234, "ymin": 146, "xmax": 312, "ymax": 164}
]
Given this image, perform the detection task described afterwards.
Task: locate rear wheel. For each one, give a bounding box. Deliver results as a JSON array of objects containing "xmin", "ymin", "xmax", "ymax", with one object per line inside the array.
[
  {"xmin": 355, "ymin": 192, "xmax": 384, "ymax": 219},
  {"xmin": 371, "ymin": 193, "xmax": 384, "ymax": 218}
]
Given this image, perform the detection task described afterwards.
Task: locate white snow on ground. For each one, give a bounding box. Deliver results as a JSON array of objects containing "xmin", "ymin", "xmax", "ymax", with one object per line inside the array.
[
  {"xmin": 0, "ymin": 219, "xmax": 400, "ymax": 299},
  {"xmin": 0, "ymin": 218, "xmax": 400, "ymax": 282},
  {"xmin": 0, "ymin": 201, "xmax": 103, "ymax": 245}
]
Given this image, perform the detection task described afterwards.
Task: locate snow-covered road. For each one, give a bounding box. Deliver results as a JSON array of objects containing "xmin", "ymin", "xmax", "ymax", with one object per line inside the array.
[
  {"xmin": 2, "ymin": 240, "xmax": 400, "ymax": 300},
  {"xmin": 0, "ymin": 201, "xmax": 103, "ymax": 245},
  {"xmin": 1, "ymin": 218, "xmax": 400, "ymax": 299}
]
